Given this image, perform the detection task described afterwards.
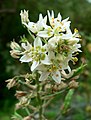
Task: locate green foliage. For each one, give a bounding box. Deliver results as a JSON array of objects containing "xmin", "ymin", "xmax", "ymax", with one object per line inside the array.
[{"xmin": 61, "ymin": 89, "xmax": 74, "ymax": 114}]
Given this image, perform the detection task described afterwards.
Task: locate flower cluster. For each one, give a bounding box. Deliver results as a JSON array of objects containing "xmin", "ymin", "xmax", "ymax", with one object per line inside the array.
[{"xmin": 10, "ymin": 10, "xmax": 81, "ymax": 83}]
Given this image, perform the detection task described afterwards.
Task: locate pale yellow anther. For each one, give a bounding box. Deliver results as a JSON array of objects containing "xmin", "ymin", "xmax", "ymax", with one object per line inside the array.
[
  {"xmin": 60, "ymin": 22, "xmax": 63, "ymax": 25},
  {"xmin": 74, "ymin": 28, "xmax": 78, "ymax": 33},
  {"xmin": 72, "ymin": 57, "xmax": 78, "ymax": 63},
  {"xmin": 60, "ymin": 66, "xmax": 62, "ymax": 68},
  {"xmin": 49, "ymin": 69, "xmax": 52, "ymax": 72},
  {"xmin": 31, "ymin": 47, "xmax": 34, "ymax": 51},
  {"xmin": 52, "ymin": 65, "xmax": 56, "ymax": 69},
  {"xmin": 52, "ymin": 18, "xmax": 54, "ymax": 21}
]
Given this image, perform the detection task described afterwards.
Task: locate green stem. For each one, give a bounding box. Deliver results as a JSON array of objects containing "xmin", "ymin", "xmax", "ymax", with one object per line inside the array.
[
  {"xmin": 27, "ymin": 29, "xmax": 35, "ymax": 40},
  {"xmin": 24, "ymin": 107, "xmax": 30, "ymax": 116},
  {"xmin": 14, "ymin": 111, "xmax": 23, "ymax": 120},
  {"xmin": 36, "ymin": 72, "xmax": 42, "ymax": 120},
  {"xmin": 42, "ymin": 87, "xmax": 69, "ymax": 99}
]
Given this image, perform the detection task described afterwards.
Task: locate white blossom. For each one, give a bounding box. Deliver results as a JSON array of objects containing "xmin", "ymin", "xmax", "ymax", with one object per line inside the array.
[
  {"xmin": 10, "ymin": 10, "xmax": 82, "ymax": 83},
  {"xmin": 20, "ymin": 37, "xmax": 51, "ymax": 71},
  {"xmin": 35, "ymin": 64, "xmax": 61, "ymax": 83},
  {"xmin": 20, "ymin": 10, "xmax": 47, "ymax": 34},
  {"xmin": 37, "ymin": 10, "xmax": 71, "ymax": 39}
]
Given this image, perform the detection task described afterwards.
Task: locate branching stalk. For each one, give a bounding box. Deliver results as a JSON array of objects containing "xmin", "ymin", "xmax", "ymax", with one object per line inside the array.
[{"xmin": 42, "ymin": 87, "xmax": 69, "ymax": 100}]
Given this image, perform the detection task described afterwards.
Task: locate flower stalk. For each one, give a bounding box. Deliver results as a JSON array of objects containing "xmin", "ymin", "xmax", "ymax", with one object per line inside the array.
[
  {"xmin": 36, "ymin": 72, "xmax": 43, "ymax": 120},
  {"xmin": 6, "ymin": 10, "xmax": 83, "ymax": 120}
]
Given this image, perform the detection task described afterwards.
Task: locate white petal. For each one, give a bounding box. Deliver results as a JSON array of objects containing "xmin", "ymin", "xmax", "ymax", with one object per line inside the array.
[
  {"xmin": 57, "ymin": 13, "xmax": 62, "ymax": 21},
  {"xmin": 37, "ymin": 14, "xmax": 47, "ymax": 31},
  {"xmin": 52, "ymin": 10, "xmax": 54, "ymax": 18},
  {"xmin": 47, "ymin": 10, "xmax": 51, "ymax": 22},
  {"xmin": 68, "ymin": 38, "xmax": 80, "ymax": 44},
  {"xmin": 22, "ymin": 22, "xmax": 28, "ymax": 28},
  {"xmin": 48, "ymin": 36, "xmax": 60, "ymax": 48},
  {"xmin": 48, "ymin": 51, "xmax": 55, "ymax": 60},
  {"xmin": 43, "ymin": 15, "xmax": 47, "ymax": 24},
  {"xmin": 37, "ymin": 31, "xmax": 52, "ymax": 38},
  {"xmin": 41, "ymin": 54, "xmax": 52, "ymax": 65},
  {"xmin": 39, "ymin": 13, "xmax": 43, "ymax": 21},
  {"xmin": 35, "ymin": 64, "xmax": 47, "ymax": 71},
  {"xmin": 21, "ymin": 42, "xmax": 32, "ymax": 50},
  {"xmin": 64, "ymin": 21, "xmax": 71, "ymax": 29},
  {"xmin": 62, "ymin": 17, "xmax": 69, "ymax": 23},
  {"xmin": 31, "ymin": 61, "xmax": 39, "ymax": 71},
  {"xmin": 72, "ymin": 44, "xmax": 81, "ymax": 53},
  {"xmin": 10, "ymin": 41, "xmax": 21, "ymax": 50},
  {"xmin": 61, "ymin": 33, "xmax": 72, "ymax": 39},
  {"xmin": 39, "ymin": 72, "xmax": 49, "ymax": 81},
  {"xmin": 43, "ymin": 24, "xmax": 51, "ymax": 29},
  {"xmin": 20, "ymin": 54, "xmax": 32, "ymax": 62},
  {"xmin": 67, "ymin": 66, "xmax": 71, "ymax": 73},
  {"xmin": 37, "ymin": 18, "xmax": 44, "ymax": 31},
  {"xmin": 34, "ymin": 37, "xmax": 42, "ymax": 48},
  {"xmin": 75, "ymin": 44, "xmax": 81, "ymax": 48},
  {"xmin": 52, "ymin": 70, "xmax": 61, "ymax": 83},
  {"xmin": 28, "ymin": 22, "xmax": 37, "ymax": 33},
  {"xmin": 61, "ymin": 69, "xmax": 73, "ymax": 79},
  {"xmin": 37, "ymin": 22, "xmax": 43, "ymax": 31}
]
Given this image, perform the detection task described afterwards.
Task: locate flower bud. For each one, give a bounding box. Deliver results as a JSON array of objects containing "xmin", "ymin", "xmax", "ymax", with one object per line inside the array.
[
  {"xmin": 44, "ymin": 84, "xmax": 52, "ymax": 92},
  {"xmin": 20, "ymin": 10, "xmax": 29, "ymax": 23},
  {"xmin": 10, "ymin": 41, "xmax": 21, "ymax": 58},
  {"xmin": 57, "ymin": 81, "xmax": 67, "ymax": 90},
  {"xmin": 15, "ymin": 91, "xmax": 27, "ymax": 99},
  {"xmin": 68, "ymin": 80, "xmax": 79, "ymax": 88},
  {"xmin": 15, "ymin": 97, "xmax": 29, "ymax": 109},
  {"xmin": 6, "ymin": 78, "xmax": 17, "ymax": 89}
]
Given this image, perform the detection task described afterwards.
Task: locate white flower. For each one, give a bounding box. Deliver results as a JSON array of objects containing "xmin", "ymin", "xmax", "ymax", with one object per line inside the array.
[
  {"xmin": 35, "ymin": 51, "xmax": 71, "ymax": 83},
  {"xmin": 20, "ymin": 37, "xmax": 51, "ymax": 71},
  {"xmin": 36, "ymin": 64, "xmax": 61, "ymax": 83},
  {"xmin": 46, "ymin": 32, "xmax": 81, "ymax": 71},
  {"xmin": 40, "ymin": 69, "xmax": 61, "ymax": 84},
  {"xmin": 18, "ymin": 10, "xmax": 82, "ymax": 83},
  {"xmin": 28, "ymin": 14, "xmax": 47, "ymax": 33},
  {"xmin": 20, "ymin": 10, "xmax": 47, "ymax": 34},
  {"xmin": 20, "ymin": 41, "xmax": 32, "ymax": 62},
  {"xmin": 37, "ymin": 10, "xmax": 71, "ymax": 39}
]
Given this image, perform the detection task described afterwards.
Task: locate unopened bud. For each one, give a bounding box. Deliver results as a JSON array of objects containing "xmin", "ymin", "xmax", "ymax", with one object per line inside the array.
[
  {"xmin": 52, "ymin": 84, "xmax": 58, "ymax": 92},
  {"xmin": 10, "ymin": 41, "xmax": 21, "ymax": 50},
  {"xmin": 58, "ymin": 81, "xmax": 67, "ymax": 90},
  {"xmin": 10, "ymin": 50, "xmax": 20, "ymax": 58},
  {"xmin": 15, "ymin": 97, "xmax": 29, "ymax": 109},
  {"xmin": 15, "ymin": 91, "xmax": 27, "ymax": 99},
  {"xmin": 45, "ymin": 84, "xmax": 52, "ymax": 92},
  {"xmin": 6, "ymin": 78, "xmax": 17, "ymax": 89},
  {"xmin": 20, "ymin": 10, "xmax": 29, "ymax": 23},
  {"xmin": 68, "ymin": 80, "xmax": 79, "ymax": 88}
]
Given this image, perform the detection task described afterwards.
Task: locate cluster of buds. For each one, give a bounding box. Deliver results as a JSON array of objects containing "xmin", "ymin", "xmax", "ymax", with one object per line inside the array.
[{"xmin": 10, "ymin": 10, "xmax": 81, "ymax": 84}]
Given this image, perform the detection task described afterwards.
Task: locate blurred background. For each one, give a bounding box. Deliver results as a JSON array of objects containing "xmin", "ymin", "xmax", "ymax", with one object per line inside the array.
[{"xmin": 0, "ymin": 0, "xmax": 91, "ymax": 119}]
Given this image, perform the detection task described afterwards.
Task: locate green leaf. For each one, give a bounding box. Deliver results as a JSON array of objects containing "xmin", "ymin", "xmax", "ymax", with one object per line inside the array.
[
  {"xmin": 72, "ymin": 64, "xmax": 86, "ymax": 77},
  {"xmin": 61, "ymin": 89, "xmax": 74, "ymax": 114},
  {"xmin": 68, "ymin": 64, "xmax": 87, "ymax": 80}
]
